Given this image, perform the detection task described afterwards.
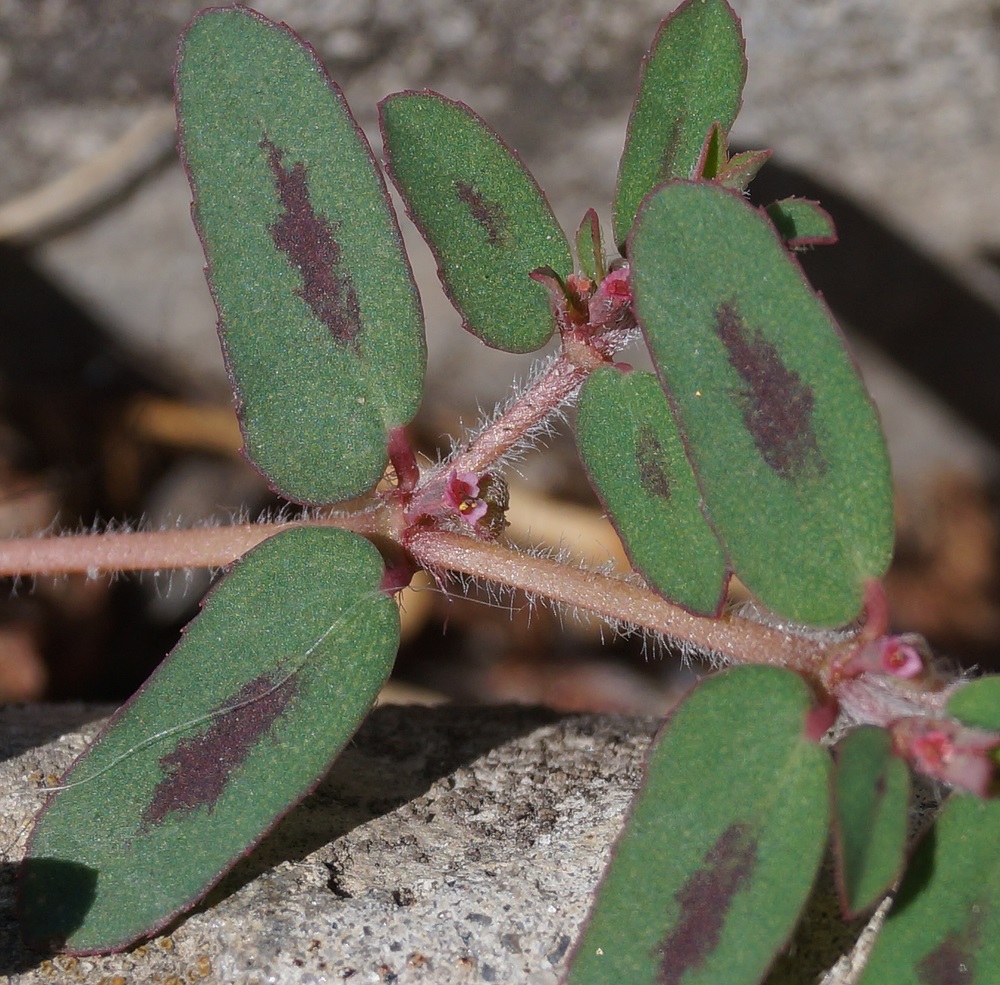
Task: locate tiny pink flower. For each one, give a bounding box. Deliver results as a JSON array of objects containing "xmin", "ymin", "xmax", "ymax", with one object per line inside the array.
[
  {"xmin": 445, "ymin": 470, "xmax": 488, "ymax": 526},
  {"xmin": 836, "ymin": 633, "xmax": 925, "ymax": 682},
  {"xmin": 877, "ymin": 637, "xmax": 924, "ymax": 679}
]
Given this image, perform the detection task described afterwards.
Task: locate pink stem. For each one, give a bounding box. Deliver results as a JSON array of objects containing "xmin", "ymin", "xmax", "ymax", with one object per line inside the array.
[
  {"xmin": 0, "ymin": 513, "xmax": 377, "ymax": 576},
  {"xmin": 407, "ymin": 529, "xmax": 834, "ymax": 672},
  {"xmin": 445, "ymin": 353, "xmax": 588, "ymax": 477}
]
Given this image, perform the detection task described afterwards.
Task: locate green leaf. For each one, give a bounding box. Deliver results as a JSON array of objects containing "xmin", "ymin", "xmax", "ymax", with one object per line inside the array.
[
  {"xmin": 695, "ymin": 123, "xmax": 771, "ymax": 192},
  {"xmin": 379, "ymin": 91, "xmax": 572, "ymax": 353},
  {"xmin": 564, "ymin": 666, "xmax": 830, "ymax": 985},
  {"xmin": 629, "ymin": 181, "xmax": 894, "ymax": 626},
  {"xmin": 576, "ymin": 366, "xmax": 727, "ymax": 615},
  {"xmin": 176, "ymin": 8, "xmax": 425, "ymax": 505},
  {"xmin": 575, "ymin": 208, "xmax": 605, "ymax": 283},
  {"xmin": 857, "ymin": 796, "xmax": 1000, "ymax": 984},
  {"xmin": 831, "ymin": 726, "xmax": 910, "ymax": 918},
  {"xmin": 20, "ymin": 526, "xmax": 398, "ymax": 954},
  {"xmin": 613, "ymin": 0, "xmax": 746, "ymax": 247},
  {"xmin": 697, "ymin": 122, "xmax": 729, "ymax": 181},
  {"xmin": 766, "ymin": 198, "xmax": 837, "ymax": 248},
  {"xmin": 716, "ymin": 148, "xmax": 772, "ymax": 192},
  {"xmin": 948, "ymin": 677, "xmax": 1000, "ymax": 731}
]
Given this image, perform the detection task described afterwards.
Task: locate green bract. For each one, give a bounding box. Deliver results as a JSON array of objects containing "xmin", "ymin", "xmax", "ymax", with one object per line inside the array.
[
  {"xmin": 20, "ymin": 528, "xmax": 398, "ymax": 953},
  {"xmin": 575, "ymin": 209, "xmax": 605, "ymax": 284},
  {"xmin": 613, "ymin": 0, "xmax": 746, "ymax": 246},
  {"xmin": 766, "ymin": 197, "xmax": 838, "ymax": 248},
  {"xmin": 629, "ymin": 180, "xmax": 894, "ymax": 626},
  {"xmin": 177, "ymin": 7, "xmax": 425, "ymax": 505},
  {"xmin": 380, "ymin": 91, "xmax": 572, "ymax": 352},
  {"xmin": 564, "ymin": 666, "xmax": 830, "ymax": 985}
]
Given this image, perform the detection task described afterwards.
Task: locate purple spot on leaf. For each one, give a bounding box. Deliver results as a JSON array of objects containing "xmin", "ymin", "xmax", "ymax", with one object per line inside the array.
[
  {"xmin": 657, "ymin": 822, "xmax": 758, "ymax": 985},
  {"xmin": 635, "ymin": 425, "xmax": 672, "ymax": 501},
  {"xmin": 261, "ymin": 137, "xmax": 362, "ymax": 349},
  {"xmin": 141, "ymin": 671, "xmax": 297, "ymax": 829},
  {"xmin": 455, "ymin": 180, "xmax": 508, "ymax": 247},
  {"xmin": 714, "ymin": 301, "xmax": 826, "ymax": 481},
  {"xmin": 916, "ymin": 906, "xmax": 983, "ymax": 985}
]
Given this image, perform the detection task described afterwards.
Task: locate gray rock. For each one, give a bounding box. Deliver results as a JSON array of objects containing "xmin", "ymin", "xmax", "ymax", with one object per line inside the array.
[
  {"xmin": 2, "ymin": 0, "xmax": 998, "ymax": 406},
  {"xmin": 0, "ymin": 701, "xmax": 902, "ymax": 985},
  {"xmin": 0, "ymin": 702, "xmax": 653, "ymax": 984}
]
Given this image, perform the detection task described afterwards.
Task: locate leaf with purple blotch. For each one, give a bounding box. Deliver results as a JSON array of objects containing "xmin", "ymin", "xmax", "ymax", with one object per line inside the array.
[
  {"xmin": 379, "ymin": 91, "xmax": 572, "ymax": 353},
  {"xmin": 176, "ymin": 7, "xmax": 425, "ymax": 505},
  {"xmin": 629, "ymin": 180, "xmax": 893, "ymax": 626},
  {"xmin": 857, "ymin": 795, "xmax": 1000, "ymax": 985},
  {"xmin": 19, "ymin": 527, "xmax": 398, "ymax": 954},
  {"xmin": 562, "ymin": 666, "xmax": 830, "ymax": 985},
  {"xmin": 576, "ymin": 366, "xmax": 727, "ymax": 615}
]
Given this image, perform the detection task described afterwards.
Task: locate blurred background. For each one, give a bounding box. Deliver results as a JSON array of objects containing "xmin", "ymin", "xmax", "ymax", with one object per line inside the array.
[{"xmin": 0, "ymin": 0, "xmax": 999, "ymax": 714}]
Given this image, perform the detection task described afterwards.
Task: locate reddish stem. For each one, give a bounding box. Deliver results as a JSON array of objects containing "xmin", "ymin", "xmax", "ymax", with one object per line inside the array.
[
  {"xmin": 445, "ymin": 353, "xmax": 588, "ymax": 477},
  {"xmin": 0, "ymin": 512, "xmax": 380, "ymax": 576},
  {"xmin": 407, "ymin": 529, "xmax": 833, "ymax": 673}
]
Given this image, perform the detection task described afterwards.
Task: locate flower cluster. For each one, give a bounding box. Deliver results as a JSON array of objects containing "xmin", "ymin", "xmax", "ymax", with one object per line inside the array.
[
  {"xmin": 404, "ymin": 467, "xmax": 509, "ymax": 541},
  {"xmin": 892, "ymin": 717, "xmax": 1000, "ymax": 797}
]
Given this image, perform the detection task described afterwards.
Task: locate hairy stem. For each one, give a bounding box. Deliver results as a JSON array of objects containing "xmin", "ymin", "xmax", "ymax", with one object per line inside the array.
[
  {"xmin": 0, "ymin": 511, "xmax": 835, "ymax": 679},
  {"xmin": 445, "ymin": 351, "xmax": 588, "ymax": 476},
  {"xmin": 407, "ymin": 529, "xmax": 835, "ymax": 674},
  {"xmin": 0, "ymin": 511, "xmax": 380, "ymax": 576}
]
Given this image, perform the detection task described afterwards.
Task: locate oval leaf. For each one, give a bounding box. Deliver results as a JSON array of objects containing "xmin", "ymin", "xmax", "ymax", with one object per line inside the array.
[
  {"xmin": 629, "ymin": 180, "xmax": 894, "ymax": 626},
  {"xmin": 176, "ymin": 8, "xmax": 425, "ymax": 505},
  {"xmin": 832, "ymin": 726, "xmax": 910, "ymax": 918},
  {"xmin": 19, "ymin": 526, "xmax": 399, "ymax": 953},
  {"xmin": 576, "ymin": 366, "xmax": 727, "ymax": 615},
  {"xmin": 613, "ymin": 0, "xmax": 746, "ymax": 247},
  {"xmin": 563, "ymin": 666, "xmax": 830, "ymax": 985},
  {"xmin": 379, "ymin": 90, "xmax": 572, "ymax": 352},
  {"xmin": 948, "ymin": 676, "xmax": 1000, "ymax": 732},
  {"xmin": 857, "ymin": 795, "xmax": 1000, "ymax": 984}
]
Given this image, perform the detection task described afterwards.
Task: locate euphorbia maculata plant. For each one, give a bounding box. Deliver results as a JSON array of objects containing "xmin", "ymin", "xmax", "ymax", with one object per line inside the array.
[{"xmin": 6, "ymin": 1, "xmax": 999, "ymax": 980}]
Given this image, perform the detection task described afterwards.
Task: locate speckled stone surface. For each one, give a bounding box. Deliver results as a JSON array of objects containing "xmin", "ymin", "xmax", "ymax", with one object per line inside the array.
[
  {"xmin": 1, "ymin": 0, "xmax": 998, "ymax": 405},
  {"xmin": 0, "ymin": 700, "xmax": 909, "ymax": 985},
  {"xmin": 0, "ymin": 703, "xmax": 656, "ymax": 984}
]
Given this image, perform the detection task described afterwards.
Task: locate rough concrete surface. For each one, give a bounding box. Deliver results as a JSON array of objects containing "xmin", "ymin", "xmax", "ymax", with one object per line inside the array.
[
  {"xmin": 1, "ymin": 0, "xmax": 998, "ymax": 406},
  {"xmin": 0, "ymin": 702, "xmax": 655, "ymax": 984},
  {"xmin": 0, "ymin": 701, "xmax": 902, "ymax": 985}
]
